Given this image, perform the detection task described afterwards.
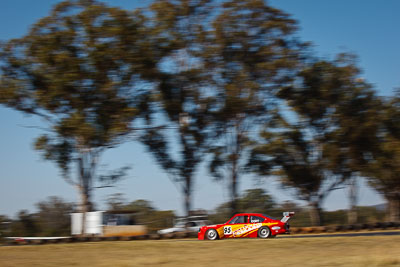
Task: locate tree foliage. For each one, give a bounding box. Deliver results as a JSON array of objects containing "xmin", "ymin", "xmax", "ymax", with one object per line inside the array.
[
  {"xmin": 0, "ymin": 0, "xmax": 151, "ymax": 233},
  {"xmin": 139, "ymin": 0, "xmax": 216, "ymax": 217},
  {"xmin": 365, "ymin": 93, "xmax": 400, "ymax": 221},
  {"xmin": 249, "ymin": 55, "xmax": 379, "ymax": 225},
  {"xmin": 4, "ymin": 196, "xmax": 73, "ymax": 237},
  {"xmin": 204, "ymin": 0, "xmax": 303, "ymax": 216},
  {"xmin": 35, "ymin": 196, "xmax": 74, "ymax": 236}
]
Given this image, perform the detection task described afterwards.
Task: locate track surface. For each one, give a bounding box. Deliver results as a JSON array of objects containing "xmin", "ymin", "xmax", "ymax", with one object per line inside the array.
[
  {"xmin": 278, "ymin": 230, "xmax": 400, "ymax": 239},
  {"xmin": 161, "ymin": 230, "xmax": 400, "ymax": 242},
  {"xmin": 3, "ymin": 230, "xmax": 400, "ymax": 246}
]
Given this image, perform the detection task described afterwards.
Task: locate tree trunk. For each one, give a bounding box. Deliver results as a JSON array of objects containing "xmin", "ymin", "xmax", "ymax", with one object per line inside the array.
[
  {"xmin": 309, "ymin": 201, "xmax": 323, "ymax": 226},
  {"xmin": 78, "ymin": 155, "xmax": 92, "ymax": 236},
  {"xmin": 78, "ymin": 185, "xmax": 91, "ymax": 236},
  {"xmin": 230, "ymin": 121, "xmax": 241, "ymax": 217},
  {"xmin": 388, "ymin": 196, "xmax": 400, "ymax": 222},
  {"xmin": 183, "ymin": 175, "xmax": 192, "ymax": 218},
  {"xmin": 230, "ymin": 156, "xmax": 239, "ymax": 217},
  {"xmin": 347, "ymin": 177, "xmax": 358, "ymax": 224}
]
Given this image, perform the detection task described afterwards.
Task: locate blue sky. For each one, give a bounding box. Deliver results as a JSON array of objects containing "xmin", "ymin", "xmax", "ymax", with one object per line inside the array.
[{"xmin": 1, "ymin": 0, "xmax": 399, "ymax": 217}]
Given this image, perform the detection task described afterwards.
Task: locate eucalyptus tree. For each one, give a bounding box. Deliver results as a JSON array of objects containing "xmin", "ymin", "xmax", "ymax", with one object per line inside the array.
[
  {"xmin": 323, "ymin": 70, "xmax": 380, "ymax": 224},
  {"xmin": 366, "ymin": 93, "xmax": 400, "ymax": 221},
  {"xmin": 249, "ymin": 55, "xmax": 379, "ymax": 225},
  {"xmin": 0, "ymin": 0, "xmax": 151, "ymax": 234},
  {"xmin": 139, "ymin": 0, "xmax": 216, "ymax": 217},
  {"xmin": 250, "ymin": 123, "xmax": 334, "ymax": 226},
  {"xmin": 204, "ymin": 0, "xmax": 303, "ymax": 215}
]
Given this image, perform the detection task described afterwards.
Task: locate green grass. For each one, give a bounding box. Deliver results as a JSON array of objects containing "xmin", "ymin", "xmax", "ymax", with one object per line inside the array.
[{"xmin": 1, "ymin": 236, "xmax": 400, "ymax": 266}]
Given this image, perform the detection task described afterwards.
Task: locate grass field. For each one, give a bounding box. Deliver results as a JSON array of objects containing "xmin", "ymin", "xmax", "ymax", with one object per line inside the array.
[{"xmin": 1, "ymin": 236, "xmax": 400, "ymax": 266}]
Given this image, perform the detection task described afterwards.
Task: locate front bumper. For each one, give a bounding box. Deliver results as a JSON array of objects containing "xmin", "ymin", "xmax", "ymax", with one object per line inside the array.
[{"xmin": 198, "ymin": 228, "xmax": 206, "ymax": 240}]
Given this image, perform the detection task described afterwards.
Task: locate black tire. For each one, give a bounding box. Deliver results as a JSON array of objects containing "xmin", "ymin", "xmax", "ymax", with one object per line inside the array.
[
  {"xmin": 257, "ymin": 227, "xmax": 270, "ymax": 238},
  {"xmin": 205, "ymin": 229, "xmax": 218, "ymax": 240}
]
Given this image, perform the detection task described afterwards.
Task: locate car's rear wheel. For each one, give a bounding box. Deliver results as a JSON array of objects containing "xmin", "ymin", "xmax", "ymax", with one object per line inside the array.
[
  {"xmin": 205, "ymin": 229, "xmax": 218, "ymax": 240},
  {"xmin": 257, "ymin": 227, "xmax": 270, "ymax": 238}
]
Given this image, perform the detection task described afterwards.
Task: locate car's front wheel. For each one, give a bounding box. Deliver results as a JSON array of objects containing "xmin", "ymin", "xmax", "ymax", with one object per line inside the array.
[
  {"xmin": 257, "ymin": 227, "xmax": 270, "ymax": 238},
  {"xmin": 205, "ymin": 229, "xmax": 218, "ymax": 240}
]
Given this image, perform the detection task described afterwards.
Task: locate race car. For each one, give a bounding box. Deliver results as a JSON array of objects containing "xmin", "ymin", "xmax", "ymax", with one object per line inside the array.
[{"xmin": 198, "ymin": 212, "xmax": 294, "ymax": 240}]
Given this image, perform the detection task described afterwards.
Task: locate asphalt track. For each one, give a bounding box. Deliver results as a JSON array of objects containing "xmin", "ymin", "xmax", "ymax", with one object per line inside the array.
[
  {"xmin": 159, "ymin": 231, "xmax": 400, "ymax": 242},
  {"xmin": 277, "ymin": 231, "xmax": 400, "ymax": 239}
]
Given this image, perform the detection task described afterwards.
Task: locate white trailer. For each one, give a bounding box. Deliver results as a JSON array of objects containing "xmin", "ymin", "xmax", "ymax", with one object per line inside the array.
[{"xmin": 71, "ymin": 211, "xmax": 147, "ymax": 236}]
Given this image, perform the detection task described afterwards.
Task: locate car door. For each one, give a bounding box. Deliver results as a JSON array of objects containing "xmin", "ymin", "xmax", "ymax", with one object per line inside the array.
[
  {"xmin": 223, "ymin": 215, "xmax": 249, "ymax": 238},
  {"xmin": 247, "ymin": 215, "xmax": 265, "ymax": 236}
]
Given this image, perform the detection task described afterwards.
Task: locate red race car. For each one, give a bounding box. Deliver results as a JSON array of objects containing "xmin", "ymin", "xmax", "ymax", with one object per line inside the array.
[{"xmin": 198, "ymin": 212, "xmax": 294, "ymax": 240}]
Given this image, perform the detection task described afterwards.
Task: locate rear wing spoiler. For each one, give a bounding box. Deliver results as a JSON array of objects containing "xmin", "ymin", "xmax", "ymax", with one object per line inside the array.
[{"xmin": 280, "ymin": 212, "xmax": 295, "ymax": 223}]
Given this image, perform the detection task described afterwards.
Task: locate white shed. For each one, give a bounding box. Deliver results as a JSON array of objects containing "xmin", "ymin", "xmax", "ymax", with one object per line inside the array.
[{"xmin": 71, "ymin": 211, "xmax": 104, "ymax": 235}]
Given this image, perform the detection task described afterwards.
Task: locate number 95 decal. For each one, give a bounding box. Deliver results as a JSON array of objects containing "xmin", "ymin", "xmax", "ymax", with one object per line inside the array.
[{"xmin": 224, "ymin": 226, "xmax": 232, "ymax": 235}]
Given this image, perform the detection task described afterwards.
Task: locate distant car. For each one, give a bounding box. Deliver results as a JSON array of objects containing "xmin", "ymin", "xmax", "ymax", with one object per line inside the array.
[
  {"xmin": 158, "ymin": 218, "xmax": 211, "ymax": 235},
  {"xmin": 198, "ymin": 212, "xmax": 294, "ymax": 240}
]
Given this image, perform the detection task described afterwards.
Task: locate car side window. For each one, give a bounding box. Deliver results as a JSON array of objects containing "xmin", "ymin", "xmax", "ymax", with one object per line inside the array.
[
  {"xmin": 230, "ymin": 215, "xmax": 248, "ymax": 224},
  {"xmin": 250, "ymin": 216, "xmax": 264, "ymax": 223},
  {"xmin": 227, "ymin": 216, "xmax": 237, "ymax": 224},
  {"xmin": 229, "ymin": 216, "xmax": 238, "ymax": 224}
]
